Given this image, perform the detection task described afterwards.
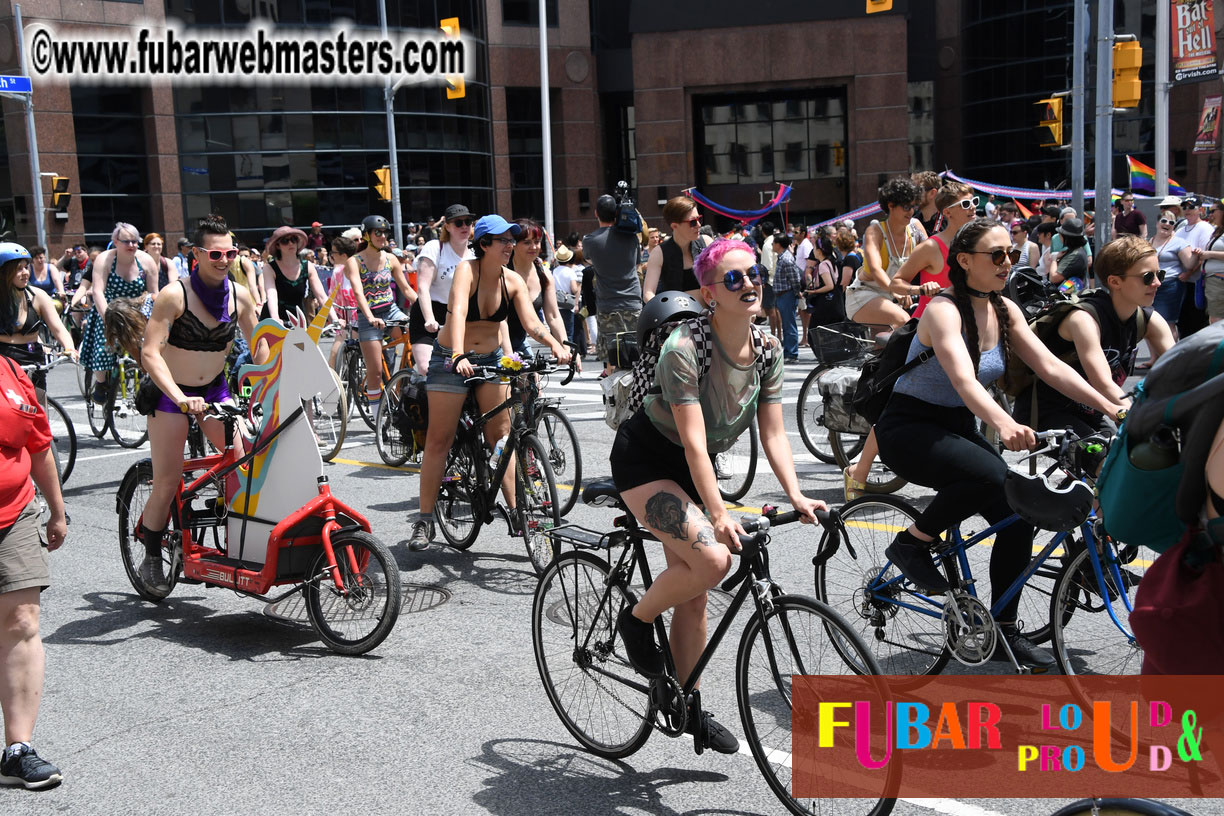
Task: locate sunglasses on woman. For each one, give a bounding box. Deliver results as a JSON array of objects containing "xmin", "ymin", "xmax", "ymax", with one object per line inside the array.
[
  {"xmin": 1126, "ymin": 269, "xmax": 1165, "ymax": 285},
  {"xmin": 370, "ymin": 229, "xmax": 390, "ymax": 238},
  {"xmin": 712, "ymin": 267, "xmax": 763, "ymax": 291},
  {"xmin": 967, "ymin": 247, "xmax": 1022, "ymax": 266},
  {"xmin": 953, "ymin": 196, "xmax": 981, "ymax": 211},
  {"xmin": 198, "ymin": 248, "xmax": 239, "ymax": 263},
  {"xmin": 449, "ymin": 218, "xmax": 474, "ymax": 228},
  {"xmin": 1158, "ymin": 219, "xmax": 1176, "ymax": 226}
]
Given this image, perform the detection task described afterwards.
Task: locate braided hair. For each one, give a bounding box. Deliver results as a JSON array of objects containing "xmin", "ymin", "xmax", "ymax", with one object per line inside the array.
[{"xmin": 946, "ymin": 217, "xmax": 1012, "ymax": 387}]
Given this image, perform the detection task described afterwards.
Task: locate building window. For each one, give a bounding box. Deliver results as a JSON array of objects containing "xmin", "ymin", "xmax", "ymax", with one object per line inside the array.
[
  {"xmin": 72, "ymin": 86, "xmax": 152, "ymax": 243},
  {"xmin": 506, "ymin": 86, "xmax": 561, "ymax": 222},
  {"xmin": 503, "ymin": 0, "xmax": 557, "ymax": 26},
  {"xmin": 908, "ymin": 80, "xmax": 934, "ymax": 173},
  {"xmin": 694, "ymin": 89, "xmax": 847, "ymax": 186}
]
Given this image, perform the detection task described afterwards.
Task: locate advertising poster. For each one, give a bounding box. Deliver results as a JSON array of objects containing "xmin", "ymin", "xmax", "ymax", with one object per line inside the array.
[
  {"xmin": 1194, "ymin": 94, "xmax": 1222, "ymax": 153},
  {"xmin": 1173, "ymin": 0, "xmax": 1218, "ymax": 83}
]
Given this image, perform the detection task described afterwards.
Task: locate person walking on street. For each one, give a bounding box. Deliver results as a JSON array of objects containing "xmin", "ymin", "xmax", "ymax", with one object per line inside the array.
[
  {"xmin": 584, "ymin": 194, "xmax": 645, "ymax": 374},
  {"xmin": 771, "ymin": 234, "xmax": 803, "ymax": 362}
]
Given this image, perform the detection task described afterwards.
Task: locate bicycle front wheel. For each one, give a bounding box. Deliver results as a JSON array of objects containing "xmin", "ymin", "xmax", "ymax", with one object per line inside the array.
[
  {"xmin": 348, "ymin": 352, "xmax": 375, "ymax": 430},
  {"xmin": 436, "ymin": 439, "xmax": 481, "ymax": 550},
  {"xmin": 116, "ymin": 459, "xmax": 178, "ymax": 602},
  {"xmin": 1051, "ymin": 799, "xmax": 1195, "ymax": 816},
  {"xmin": 311, "ymin": 369, "xmax": 348, "ymax": 462},
  {"xmin": 797, "ymin": 365, "xmax": 864, "ymax": 463},
  {"xmin": 736, "ymin": 594, "xmax": 894, "ymax": 816},
  {"xmin": 109, "ymin": 363, "xmax": 148, "ymax": 448},
  {"xmin": 815, "ymin": 495, "xmax": 952, "ymax": 677},
  {"xmin": 715, "ymin": 421, "xmax": 757, "ymax": 503},
  {"xmin": 46, "ymin": 396, "xmax": 77, "ymax": 485},
  {"xmin": 515, "ymin": 434, "xmax": 561, "ymax": 575},
  {"xmin": 536, "ymin": 406, "xmax": 582, "ymax": 517},
  {"xmin": 532, "ymin": 550, "xmax": 652, "ymax": 758},
  {"xmin": 305, "ymin": 530, "xmax": 402, "ymax": 655},
  {"xmin": 375, "ymin": 369, "xmax": 415, "ymax": 467},
  {"xmin": 85, "ymin": 367, "xmax": 109, "ymax": 439},
  {"xmin": 1050, "ymin": 541, "xmax": 1148, "ymax": 677}
]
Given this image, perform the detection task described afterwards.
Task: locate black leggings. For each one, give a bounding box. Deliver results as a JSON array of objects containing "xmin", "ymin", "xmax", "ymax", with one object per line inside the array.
[{"xmin": 875, "ymin": 393, "xmax": 1033, "ymax": 623}]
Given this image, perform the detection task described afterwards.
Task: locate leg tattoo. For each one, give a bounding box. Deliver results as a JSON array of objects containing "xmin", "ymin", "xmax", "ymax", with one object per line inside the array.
[
  {"xmin": 694, "ymin": 527, "xmax": 717, "ymax": 550},
  {"xmin": 644, "ymin": 492, "xmax": 690, "ymax": 541}
]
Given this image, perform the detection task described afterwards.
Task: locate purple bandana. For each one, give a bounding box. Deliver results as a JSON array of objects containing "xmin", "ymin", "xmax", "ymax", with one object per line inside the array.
[{"xmin": 190, "ymin": 269, "xmax": 232, "ymax": 323}]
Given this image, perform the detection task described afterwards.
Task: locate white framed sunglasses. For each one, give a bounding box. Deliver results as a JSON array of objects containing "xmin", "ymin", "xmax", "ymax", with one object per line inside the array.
[{"xmin": 952, "ymin": 196, "xmax": 981, "ymax": 211}]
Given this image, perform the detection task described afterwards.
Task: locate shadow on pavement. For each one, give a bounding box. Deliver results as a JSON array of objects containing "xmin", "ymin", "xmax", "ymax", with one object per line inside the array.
[
  {"xmin": 391, "ymin": 544, "xmax": 537, "ymax": 597},
  {"xmin": 468, "ymin": 738, "xmax": 764, "ymax": 816}
]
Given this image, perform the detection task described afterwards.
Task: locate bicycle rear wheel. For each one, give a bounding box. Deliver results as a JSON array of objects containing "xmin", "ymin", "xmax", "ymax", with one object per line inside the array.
[
  {"xmin": 305, "ymin": 530, "xmax": 402, "ymax": 655},
  {"xmin": 535, "ymin": 406, "xmax": 582, "ymax": 517},
  {"xmin": 1050, "ymin": 799, "xmax": 1194, "ymax": 816},
  {"xmin": 436, "ymin": 439, "xmax": 481, "ymax": 550},
  {"xmin": 310, "ymin": 369, "xmax": 348, "ymax": 462},
  {"xmin": 45, "ymin": 396, "xmax": 76, "ymax": 485},
  {"xmin": 109, "ymin": 363, "xmax": 148, "ymax": 448},
  {"xmin": 1050, "ymin": 540, "xmax": 1148, "ymax": 677},
  {"xmin": 374, "ymin": 369, "xmax": 415, "ymax": 467},
  {"xmin": 532, "ymin": 550, "xmax": 652, "ymax": 758},
  {"xmin": 348, "ymin": 351, "xmax": 375, "ymax": 430},
  {"xmin": 737, "ymin": 594, "xmax": 894, "ymax": 816},
  {"xmin": 815, "ymin": 495, "xmax": 952, "ymax": 677},
  {"xmin": 515, "ymin": 434, "xmax": 561, "ymax": 575},
  {"xmin": 796, "ymin": 365, "xmax": 865, "ymax": 464},
  {"xmin": 831, "ymin": 434, "xmax": 906, "ymax": 494}
]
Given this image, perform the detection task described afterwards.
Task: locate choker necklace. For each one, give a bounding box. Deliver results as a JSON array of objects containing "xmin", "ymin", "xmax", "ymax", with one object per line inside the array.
[{"xmin": 966, "ymin": 286, "xmax": 991, "ymax": 299}]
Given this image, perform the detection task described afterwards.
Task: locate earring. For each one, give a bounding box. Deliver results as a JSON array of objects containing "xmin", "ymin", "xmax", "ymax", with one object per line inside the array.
[{"xmin": 708, "ymin": 298, "xmax": 717, "ymax": 312}]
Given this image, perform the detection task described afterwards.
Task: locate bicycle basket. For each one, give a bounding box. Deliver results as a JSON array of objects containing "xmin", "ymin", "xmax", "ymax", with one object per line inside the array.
[
  {"xmin": 816, "ymin": 367, "xmax": 873, "ymax": 435},
  {"xmin": 810, "ymin": 322, "xmax": 877, "ymax": 365}
]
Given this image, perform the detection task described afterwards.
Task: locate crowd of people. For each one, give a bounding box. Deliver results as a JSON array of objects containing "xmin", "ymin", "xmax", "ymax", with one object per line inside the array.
[{"xmin": 2, "ymin": 173, "xmax": 1224, "ymax": 788}]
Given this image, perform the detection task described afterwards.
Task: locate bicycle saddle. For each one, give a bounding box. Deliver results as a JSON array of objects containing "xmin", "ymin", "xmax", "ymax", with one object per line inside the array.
[
  {"xmin": 582, "ymin": 480, "xmax": 625, "ymax": 509},
  {"xmin": 1004, "ymin": 470, "xmax": 1093, "ymax": 532}
]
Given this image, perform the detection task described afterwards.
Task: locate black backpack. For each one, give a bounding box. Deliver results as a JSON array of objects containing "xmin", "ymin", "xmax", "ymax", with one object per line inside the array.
[{"xmin": 850, "ymin": 317, "xmax": 932, "ymax": 425}]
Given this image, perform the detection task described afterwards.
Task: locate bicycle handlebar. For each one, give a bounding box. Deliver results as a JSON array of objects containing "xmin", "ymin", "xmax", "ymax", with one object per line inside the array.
[
  {"xmin": 20, "ymin": 353, "xmax": 73, "ymax": 374},
  {"xmin": 721, "ymin": 505, "xmax": 837, "ymax": 592}
]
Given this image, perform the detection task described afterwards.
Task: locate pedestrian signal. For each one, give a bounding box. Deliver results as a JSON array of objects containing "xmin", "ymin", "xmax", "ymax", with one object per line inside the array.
[
  {"xmin": 373, "ymin": 167, "xmax": 392, "ymax": 203},
  {"xmin": 1113, "ymin": 41, "xmax": 1142, "ymax": 108},
  {"xmin": 1035, "ymin": 98, "xmax": 1063, "ymax": 148},
  {"xmin": 50, "ymin": 175, "xmax": 71, "ymax": 218}
]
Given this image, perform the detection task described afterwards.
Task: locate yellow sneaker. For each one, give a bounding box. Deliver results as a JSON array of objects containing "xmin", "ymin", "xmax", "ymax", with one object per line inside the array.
[{"xmin": 843, "ymin": 466, "xmax": 866, "ymax": 503}]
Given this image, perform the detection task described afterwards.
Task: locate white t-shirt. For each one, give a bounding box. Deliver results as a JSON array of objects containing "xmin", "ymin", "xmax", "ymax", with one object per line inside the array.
[
  {"xmin": 796, "ymin": 236, "xmax": 813, "ymax": 268},
  {"xmin": 1175, "ymin": 219, "xmax": 1214, "ymax": 281},
  {"xmin": 417, "ymin": 239, "xmax": 474, "ymax": 303},
  {"xmin": 552, "ymin": 263, "xmax": 577, "ymax": 305}
]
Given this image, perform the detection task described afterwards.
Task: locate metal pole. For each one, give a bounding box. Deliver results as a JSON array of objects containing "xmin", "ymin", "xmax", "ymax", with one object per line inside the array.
[
  {"xmin": 15, "ymin": 6, "xmax": 46, "ymax": 249},
  {"xmin": 1071, "ymin": 0, "xmax": 1086, "ymax": 215},
  {"xmin": 1155, "ymin": 0, "xmax": 1170, "ymax": 197},
  {"xmin": 1094, "ymin": 0, "xmax": 1114, "ymax": 256},
  {"xmin": 539, "ymin": 0, "xmax": 555, "ymax": 250},
  {"xmin": 379, "ymin": 1, "xmax": 403, "ymax": 247}
]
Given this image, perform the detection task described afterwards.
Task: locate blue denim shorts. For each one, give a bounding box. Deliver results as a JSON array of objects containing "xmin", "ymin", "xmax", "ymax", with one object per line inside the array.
[
  {"xmin": 356, "ymin": 303, "xmax": 408, "ymax": 343},
  {"xmin": 425, "ymin": 341, "xmax": 503, "ymax": 394}
]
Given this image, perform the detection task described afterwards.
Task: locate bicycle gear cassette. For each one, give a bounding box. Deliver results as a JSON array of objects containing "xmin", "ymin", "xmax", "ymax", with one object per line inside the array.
[{"xmin": 942, "ymin": 593, "xmax": 996, "ymax": 666}]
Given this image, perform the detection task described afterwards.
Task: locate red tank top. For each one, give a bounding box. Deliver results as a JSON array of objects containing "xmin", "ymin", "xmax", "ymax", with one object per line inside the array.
[{"xmin": 914, "ymin": 234, "xmax": 952, "ymax": 318}]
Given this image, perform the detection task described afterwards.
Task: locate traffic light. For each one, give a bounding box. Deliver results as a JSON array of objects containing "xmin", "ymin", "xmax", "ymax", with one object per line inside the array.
[
  {"xmin": 373, "ymin": 167, "xmax": 392, "ymax": 202},
  {"xmin": 1113, "ymin": 41, "xmax": 1142, "ymax": 108},
  {"xmin": 865, "ymin": 0, "xmax": 893, "ymax": 12},
  {"xmin": 1036, "ymin": 98, "xmax": 1063, "ymax": 147},
  {"xmin": 51, "ymin": 175, "xmax": 71, "ymax": 218}
]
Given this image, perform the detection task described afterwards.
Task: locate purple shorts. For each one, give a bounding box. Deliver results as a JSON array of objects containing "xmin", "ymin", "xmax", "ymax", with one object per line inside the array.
[{"xmin": 154, "ymin": 374, "xmax": 231, "ymax": 415}]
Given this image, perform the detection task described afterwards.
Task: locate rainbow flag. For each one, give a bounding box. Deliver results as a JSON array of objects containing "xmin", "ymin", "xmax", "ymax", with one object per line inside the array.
[{"xmin": 1127, "ymin": 155, "xmax": 1186, "ymax": 196}]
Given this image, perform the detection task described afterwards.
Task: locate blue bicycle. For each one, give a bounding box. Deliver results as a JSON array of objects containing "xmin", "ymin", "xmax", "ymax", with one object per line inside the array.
[{"xmin": 815, "ymin": 429, "xmax": 1147, "ymax": 677}]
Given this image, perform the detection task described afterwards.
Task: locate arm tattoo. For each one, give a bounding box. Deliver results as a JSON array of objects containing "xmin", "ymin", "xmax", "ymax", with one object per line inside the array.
[
  {"xmin": 530, "ymin": 324, "xmax": 548, "ymax": 340},
  {"xmin": 644, "ymin": 492, "xmax": 689, "ymax": 541}
]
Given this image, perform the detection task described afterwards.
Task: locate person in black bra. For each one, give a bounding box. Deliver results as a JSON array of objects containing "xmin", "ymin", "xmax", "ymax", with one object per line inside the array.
[
  {"xmin": 408, "ymin": 214, "xmax": 572, "ymax": 551},
  {"xmin": 260, "ymin": 225, "xmax": 329, "ymax": 324},
  {"xmin": 643, "ymin": 195, "xmax": 714, "ymax": 302},
  {"xmin": 0, "ymin": 244, "xmax": 76, "ymax": 396},
  {"xmin": 138, "ymin": 214, "xmax": 263, "ymax": 592},
  {"xmin": 506, "ymin": 218, "xmax": 569, "ymax": 357}
]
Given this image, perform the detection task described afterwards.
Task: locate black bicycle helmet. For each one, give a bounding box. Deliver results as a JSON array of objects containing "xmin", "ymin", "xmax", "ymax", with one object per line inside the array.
[
  {"xmin": 636, "ymin": 290, "xmax": 704, "ymax": 349},
  {"xmin": 1003, "ymin": 470, "xmax": 1094, "ymax": 532},
  {"xmin": 361, "ymin": 215, "xmax": 390, "ymax": 237}
]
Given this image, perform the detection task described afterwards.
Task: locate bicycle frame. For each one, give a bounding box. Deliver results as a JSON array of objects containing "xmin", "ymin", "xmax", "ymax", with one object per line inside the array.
[{"xmin": 454, "ymin": 376, "xmax": 540, "ymax": 517}]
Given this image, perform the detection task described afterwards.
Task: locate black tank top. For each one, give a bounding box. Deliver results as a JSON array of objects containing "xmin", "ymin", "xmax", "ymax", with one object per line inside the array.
[
  {"xmin": 265, "ymin": 259, "xmax": 308, "ymax": 320},
  {"xmin": 659, "ymin": 238, "xmax": 704, "ymax": 292}
]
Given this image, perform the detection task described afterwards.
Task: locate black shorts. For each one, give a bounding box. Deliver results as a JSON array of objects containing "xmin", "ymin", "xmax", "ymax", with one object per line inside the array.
[
  {"xmin": 0, "ymin": 342, "xmax": 45, "ymax": 390},
  {"xmin": 408, "ymin": 299, "xmax": 449, "ymax": 345},
  {"xmin": 610, "ymin": 410, "xmax": 700, "ymax": 504}
]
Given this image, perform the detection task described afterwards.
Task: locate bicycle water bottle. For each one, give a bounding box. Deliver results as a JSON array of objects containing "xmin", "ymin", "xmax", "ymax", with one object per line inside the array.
[
  {"xmin": 1128, "ymin": 426, "xmax": 1179, "ymax": 471},
  {"xmin": 490, "ymin": 435, "xmax": 508, "ymax": 470}
]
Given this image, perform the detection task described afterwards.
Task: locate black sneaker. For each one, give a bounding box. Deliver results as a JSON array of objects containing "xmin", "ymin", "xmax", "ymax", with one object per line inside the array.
[
  {"xmin": 992, "ymin": 626, "xmax": 1056, "ymax": 673},
  {"xmin": 884, "ymin": 532, "xmax": 951, "ymax": 594},
  {"xmin": 139, "ymin": 555, "xmax": 170, "ymax": 593},
  {"xmin": 90, "ymin": 382, "xmax": 108, "ymax": 405},
  {"xmin": 687, "ymin": 708, "xmax": 740, "ymax": 754},
  {"xmin": 616, "ymin": 606, "xmax": 664, "ymax": 677},
  {"xmin": 408, "ymin": 519, "xmax": 434, "ymax": 552},
  {"xmin": 0, "ymin": 744, "xmax": 62, "ymax": 790}
]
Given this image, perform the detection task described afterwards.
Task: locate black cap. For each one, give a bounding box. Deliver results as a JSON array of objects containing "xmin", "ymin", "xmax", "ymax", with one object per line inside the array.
[
  {"xmin": 1057, "ymin": 217, "xmax": 1085, "ymax": 239},
  {"xmin": 443, "ymin": 204, "xmax": 471, "ymax": 221},
  {"xmin": 1183, "ymin": 197, "xmax": 1201, "ymax": 208},
  {"xmin": 178, "ymin": 237, "xmax": 191, "ymax": 247}
]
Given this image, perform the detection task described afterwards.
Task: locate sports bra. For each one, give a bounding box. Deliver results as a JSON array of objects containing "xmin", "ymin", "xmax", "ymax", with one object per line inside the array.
[
  {"xmin": 460, "ymin": 268, "xmax": 511, "ymax": 323},
  {"xmin": 167, "ymin": 280, "xmax": 237, "ymax": 352},
  {"xmin": 2, "ymin": 289, "xmax": 44, "ymax": 337}
]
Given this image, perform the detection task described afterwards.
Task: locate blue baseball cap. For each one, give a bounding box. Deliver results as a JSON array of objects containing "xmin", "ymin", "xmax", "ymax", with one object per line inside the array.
[{"xmin": 472, "ymin": 214, "xmax": 522, "ymax": 241}]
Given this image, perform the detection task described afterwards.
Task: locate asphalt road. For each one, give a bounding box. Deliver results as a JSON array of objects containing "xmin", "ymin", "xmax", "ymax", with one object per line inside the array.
[{"xmin": 7, "ymin": 352, "xmax": 1215, "ymax": 816}]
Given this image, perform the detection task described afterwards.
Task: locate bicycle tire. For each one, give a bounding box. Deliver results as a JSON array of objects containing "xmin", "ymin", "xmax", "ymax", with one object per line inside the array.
[
  {"xmin": 311, "ymin": 369, "xmax": 348, "ymax": 462},
  {"xmin": 332, "ymin": 343, "xmax": 354, "ymax": 422},
  {"xmin": 516, "ymin": 433, "xmax": 561, "ymax": 575},
  {"xmin": 436, "ymin": 438, "xmax": 482, "ymax": 550},
  {"xmin": 1050, "ymin": 799, "xmax": 1194, "ymax": 816},
  {"xmin": 796, "ymin": 364, "xmax": 865, "ymax": 464},
  {"xmin": 85, "ymin": 367, "xmax": 109, "ymax": 439},
  {"xmin": 374, "ymin": 369, "xmax": 414, "ymax": 467},
  {"xmin": 109, "ymin": 362, "xmax": 148, "ymax": 448},
  {"xmin": 737, "ymin": 594, "xmax": 895, "ymax": 816},
  {"xmin": 349, "ymin": 350, "xmax": 375, "ymax": 430},
  {"xmin": 74, "ymin": 358, "xmax": 89, "ymax": 399},
  {"xmin": 535, "ymin": 406, "xmax": 582, "ymax": 517},
  {"xmin": 532, "ymin": 550, "xmax": 652, "ymax": 758},
  {"xmin": 830, "ymin": 432, "xmax": 907, "ymax": 495},
  {"xmin": 1050, "ymin": 542, "xmax": 1147, "ymax": 677},
  {"xmin": 815, "ymin": 494, "xmax": 952, "ymax": 677},
  {"xmin": 45, "ymin": 396, "xmax": 76, "ymax": 485},
  {"xmin": 715, "ymin": 420, "xmax": 758, "ymax": 503},
  {"xmin": 116, "ymin": 458, "xmax": 178, "ymax": 602},
  {"xmin": 304, "ymin": 530, "xmax": 402, "ymax": 655}
]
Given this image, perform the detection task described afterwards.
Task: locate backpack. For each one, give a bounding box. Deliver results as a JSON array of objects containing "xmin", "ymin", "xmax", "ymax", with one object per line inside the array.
[
  {"xmin": 1001, "ymin": 288, "xmax": 1148, "ymax": 399},
  {"xmin": 850, "ymin": 317, "xmax": 933, "ymax": 425},
  {"xmin": 393, "ymin": 371, "xmax": 430, "ymax": 433},
  {"xmin": 1096, "ymin": 322, "xmax": 1224, "ymax": 552},
  {"xmin": 601, "ymin": 315, "xmax": 778, "ymax": 431}
]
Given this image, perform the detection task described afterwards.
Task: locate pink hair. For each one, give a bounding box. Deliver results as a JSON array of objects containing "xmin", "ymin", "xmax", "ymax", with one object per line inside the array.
[{"xmin": 693, "ymin": 238, "xmax": 753, "ymax": 287}]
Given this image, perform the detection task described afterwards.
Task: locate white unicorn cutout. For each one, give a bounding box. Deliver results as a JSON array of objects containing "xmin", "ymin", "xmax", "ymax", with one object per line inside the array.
[{"xmin": 227, "ymin": 300, "xmax": 337, "ymax": 562}]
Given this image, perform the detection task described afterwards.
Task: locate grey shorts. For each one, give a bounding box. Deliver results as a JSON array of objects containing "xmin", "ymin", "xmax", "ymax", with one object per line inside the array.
[
  {"xmin": 596, "ymin": 309, "xmax": 640, "ymax": 361},
  {"xmin": 0, "ymin": 499, "xmax": 49, "ymax": 595},
  {"xmin": 356, "ymin": 303, "xmax": 408, "ymax": 343},
  {"xmin": 1205, "ymin": 275, "xmax": 1224, "ymax": 320},
  {"xmin": 425, "ymin": 341, "xmax": 503, "ymax": 394}
]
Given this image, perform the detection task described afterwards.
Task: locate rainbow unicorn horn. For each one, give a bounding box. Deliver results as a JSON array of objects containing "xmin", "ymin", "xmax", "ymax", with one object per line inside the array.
[{"xmin": 307, "ymin": 288, "xmax": 338, "ymax": 346}]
